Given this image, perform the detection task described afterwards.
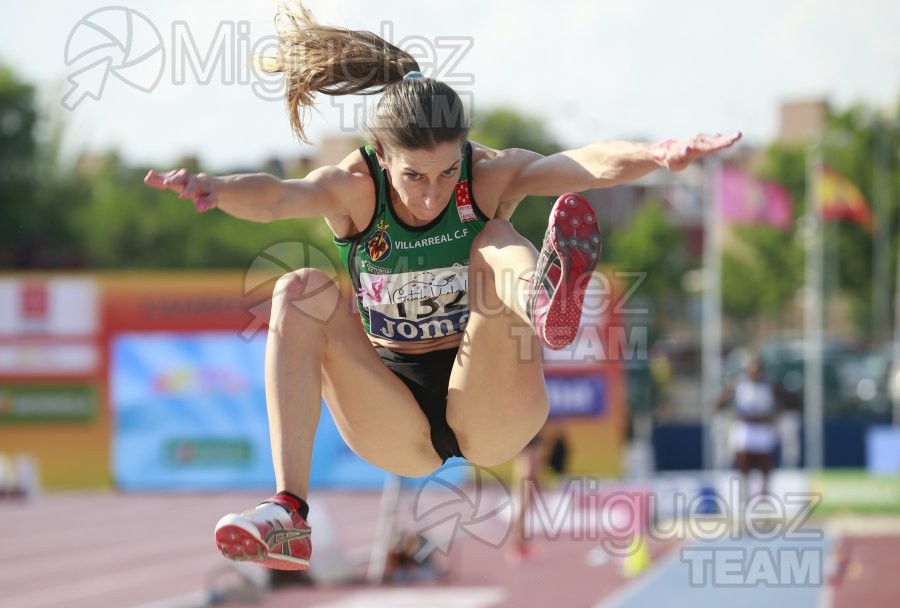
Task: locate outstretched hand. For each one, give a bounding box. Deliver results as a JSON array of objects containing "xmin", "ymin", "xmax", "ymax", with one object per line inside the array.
[
  {"xmin": 652, "ymin": 132, "xmax": 742, "ymax": 171},
  {"xmin": 144, "ymin": 169, "xmax": 217, "ymax": 212}
]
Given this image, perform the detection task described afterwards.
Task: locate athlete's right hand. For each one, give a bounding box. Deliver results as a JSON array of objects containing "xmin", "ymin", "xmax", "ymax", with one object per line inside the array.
[{"xmin": 144, "ymin": 169, "xmax": 218, "ymax": 212}]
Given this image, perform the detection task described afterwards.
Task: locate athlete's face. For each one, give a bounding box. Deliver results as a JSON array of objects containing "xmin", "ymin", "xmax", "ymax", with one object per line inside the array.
[{"xmin": 379, "ymin": 141, "xmax": 464, "ymax": 226}]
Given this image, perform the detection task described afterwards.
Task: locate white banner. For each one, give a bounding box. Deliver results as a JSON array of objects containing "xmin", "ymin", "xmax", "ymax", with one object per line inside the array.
[{"xmin": 0, "ymin": 278, "xmax": 99, "ymax": 336}]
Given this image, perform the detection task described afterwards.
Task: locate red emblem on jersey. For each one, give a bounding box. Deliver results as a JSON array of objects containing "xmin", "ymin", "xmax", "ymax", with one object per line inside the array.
[
  {"xmin": 455, "ymin": 182, "xmax": 477, "ymax": 222},
  {"xmin": 366, "ymin": 220, "xmax": 392, "ymax": 261}
]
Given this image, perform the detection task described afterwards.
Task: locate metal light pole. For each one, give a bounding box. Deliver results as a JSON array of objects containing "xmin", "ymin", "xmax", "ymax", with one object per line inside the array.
[
  {"xmin": 803, "ymin": 143, "xmax": 824, "ymax": 470},
  {"xmin": 893, "ymin": 145, "xmax": 900, "ymax": 427},
  {"xmin": 701, "ymin": 158, "xmax": 723, "ymax": 470}
]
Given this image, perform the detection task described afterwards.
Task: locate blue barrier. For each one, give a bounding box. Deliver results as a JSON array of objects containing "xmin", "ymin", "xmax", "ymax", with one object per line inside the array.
[{"xmin": 652, "ymin": 416, "xmax": 892, "ymax": 472}]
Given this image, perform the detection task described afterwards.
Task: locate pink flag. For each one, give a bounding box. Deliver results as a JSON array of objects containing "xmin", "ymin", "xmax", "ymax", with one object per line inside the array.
[{"xmin": 720, "ymin": 166, "xmax": 792, "ymax": 230}]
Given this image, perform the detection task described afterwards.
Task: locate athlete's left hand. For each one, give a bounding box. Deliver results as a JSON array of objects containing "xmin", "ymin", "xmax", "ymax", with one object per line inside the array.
[{"xmin": 652, "ymin": 132, "xmax": 742, "ymax": 171}]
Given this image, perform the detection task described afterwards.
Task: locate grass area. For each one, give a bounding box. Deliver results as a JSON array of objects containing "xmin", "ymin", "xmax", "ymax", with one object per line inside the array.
[{"xmin": 810, "ymin": 469, "xmax": 900, "ymax": 515}]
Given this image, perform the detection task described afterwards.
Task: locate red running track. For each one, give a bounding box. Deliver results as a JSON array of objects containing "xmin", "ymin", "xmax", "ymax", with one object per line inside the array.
[{"xmin": 0, "ymin": 491, "xmax": 671, "ymax": 608}]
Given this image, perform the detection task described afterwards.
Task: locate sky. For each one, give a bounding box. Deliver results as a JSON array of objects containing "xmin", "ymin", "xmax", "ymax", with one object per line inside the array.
[{"xmin": 0, "ymin": 0, "xmax": 898, "ymax": 171}]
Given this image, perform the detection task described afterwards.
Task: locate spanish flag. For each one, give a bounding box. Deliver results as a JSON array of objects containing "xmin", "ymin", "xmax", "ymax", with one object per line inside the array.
[{"xmin": 815, "ymin": 166, "xmax": 872, "ymax": 231}]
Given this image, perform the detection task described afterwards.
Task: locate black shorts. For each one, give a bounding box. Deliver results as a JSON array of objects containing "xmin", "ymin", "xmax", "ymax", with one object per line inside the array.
[{"xmin": 375, "ymin": 346, "xmax": 464, "ymax": 463}]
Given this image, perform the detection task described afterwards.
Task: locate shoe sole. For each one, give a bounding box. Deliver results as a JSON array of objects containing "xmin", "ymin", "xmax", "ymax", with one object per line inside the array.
[
  {"xmin": 539, "ymin": 194, "xmax": 602, "ymax": 349},
  {"xmin": 215, "ymin": 514, "xmax": 310, "ymax": 571}
]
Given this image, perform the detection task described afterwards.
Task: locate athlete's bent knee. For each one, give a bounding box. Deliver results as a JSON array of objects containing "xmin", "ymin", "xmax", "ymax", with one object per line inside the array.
[
  {"xmin": 272, "ymin": 268, "xmax": 341, "ymax": 325},
  {"xmin": 458, "ymin": 428, "xmax": 546, "ymax": 468},
  {"xmin": 463, "ymin": 444, "xmax": 520, "ymax": 468},
  {"xmin": 369, "ymin": 444, "xmax": 443, "ymax": 478},
  {"xmin": 390, "ymin": 458, "xmax": 442, "ymax": 478},
  {"xmin": 470, "ymin": 219, "xmax": 519, "ymax": 252}
]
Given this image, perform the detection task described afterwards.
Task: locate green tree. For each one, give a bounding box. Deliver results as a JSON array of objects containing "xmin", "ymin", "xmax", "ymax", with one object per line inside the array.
[
  {"xmin": 73, "ymin": 152, "xmax": 334, "ymax": 269},
  {"xmin": 721, "ymin": 226, "xmax": 803, "ymax": 328},
  {"xmin": 470, "ymin": 107, "xmax": 560, "ymax": 156},
  {"xmin": 754, "ymin": 102, "xmax": 900, "ymax": 335},
  {"xmin": 605, "ymin": 199, "xmax": 687, "ymax": 328},
  {"xmin": 0, "ymin": 64, "xmax": 38, "ymax": 266},
  {"xmin": 469, "ymin": 107, "xmax": 562, "ymax": 246},
  {"xmin": 823, "ymin": 105, "xmax": 900, "ymax": 335},
  {"xmin": 0, "ymin": 63, "xmax": 104, "ymax": 268},
  {"xmin": 0, "ymin": 63, "xmax": 341, "ymax": 270}
]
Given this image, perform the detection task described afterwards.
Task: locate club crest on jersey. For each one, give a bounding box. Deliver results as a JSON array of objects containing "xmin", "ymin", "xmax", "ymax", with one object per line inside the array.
[
  {"xmin": 366, "ymin": 220, "xmax": 392, "ymax": 262},
  {"xmin": 455, "ymin": 182, "xmax": 477, "ymax": 222}
]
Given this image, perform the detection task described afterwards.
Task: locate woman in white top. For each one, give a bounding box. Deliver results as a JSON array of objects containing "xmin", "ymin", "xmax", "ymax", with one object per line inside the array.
[{"xmin": 723, "ymin": 356, "xmax": 778, "ymax": 501}]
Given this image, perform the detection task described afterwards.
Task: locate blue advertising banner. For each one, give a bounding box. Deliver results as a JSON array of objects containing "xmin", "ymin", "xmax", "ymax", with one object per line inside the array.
[
  {"xmin": 111, "ymin": 332, "xmax": 465, "ymax": 490},
  {"xmin": 546, "ymin": 374, "xmax": 607, "ymax": 418},
  {"xmin": 112, "ymin": 332, "xmax": 273, "ymax": 490}
]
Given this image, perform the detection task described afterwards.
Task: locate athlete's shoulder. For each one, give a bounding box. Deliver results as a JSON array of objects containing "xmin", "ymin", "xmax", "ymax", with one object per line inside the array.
[
  {"xmin": 469, "ymin": 140, "xmax": 500, "ymax": 164},
  {"xmin": 306, "ymin": 149, "xmax": 372, "ymax": 196},
  {"xmin": 300, "ymin": 148, "xmax": 376, "ymax": 228},
  {"xmin": 469, "ymin": 141, "xmax": 541, "ymax": 174},
  {"xmin": 468, "ymin": 141, "xmax": 541, "ymax": 213},
  {"xmin": 336, "ymin": 147, "xmax": 376, "ymax": 179}
]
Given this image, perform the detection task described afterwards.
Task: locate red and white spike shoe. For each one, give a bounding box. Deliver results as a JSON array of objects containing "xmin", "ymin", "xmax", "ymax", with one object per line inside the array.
[
  {"xmin": 214, "ymin": 495, "xmax": 312, "ymax": 571},
  {"xmin": 527, "ymin": 193, "xmax": 602, "ymax": 350}
]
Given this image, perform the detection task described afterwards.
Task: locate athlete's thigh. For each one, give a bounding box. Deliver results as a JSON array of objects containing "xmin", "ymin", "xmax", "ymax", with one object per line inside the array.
[
  {"xmin": 443, "ymin": 227, "xmax": 550, "ymax": 462},
  {"xmin": 444, "ymin": 305, "xmax": 549, "ymax": 464},
  {"xmin": 448, "ymin": 224, "xmax": 546, "ymax": 409},
  {"xmin": 448, "ymin": 308, "xmax": 546, "ymax": 411},
  {"xmin": 320, "ymin": 301, "xmax": 442, "ymax": 476}
]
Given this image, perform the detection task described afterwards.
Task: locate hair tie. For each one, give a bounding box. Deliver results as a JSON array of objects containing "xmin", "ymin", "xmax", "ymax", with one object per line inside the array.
[{"xmin": 403, "ymin": 70, "xmax": 424, "ymax": 80}]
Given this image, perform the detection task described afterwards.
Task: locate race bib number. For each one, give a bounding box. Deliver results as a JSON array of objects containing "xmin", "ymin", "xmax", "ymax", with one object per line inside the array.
[{"xmin": 358, "ymin": 266, "xmax": 470, "ymax": 341}]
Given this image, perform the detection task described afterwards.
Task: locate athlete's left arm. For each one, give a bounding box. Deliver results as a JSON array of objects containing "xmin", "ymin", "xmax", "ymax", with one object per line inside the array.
[{"xmin": 496, "ymin": 132, "xmax": 741, "ymax": 200}]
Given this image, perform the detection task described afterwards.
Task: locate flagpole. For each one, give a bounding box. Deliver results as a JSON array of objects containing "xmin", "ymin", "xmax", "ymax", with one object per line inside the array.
[
  {"xmin": 702, "ymin": 157, "xmax": 723, "ymax": 470},
  {"xmin": 804, "ymin": 143, "xmax": 825, "ymax": 470},
  {"xmin": 893, "ymin": 143, "xmax": 900, "ymax": 427},
  {"xmin": 874, "ymin": 128, "xmax": 891, "ymax": 342},
  {"xmin": 894, "ymin": 224, "xmax": 900, "ymax": 426}
]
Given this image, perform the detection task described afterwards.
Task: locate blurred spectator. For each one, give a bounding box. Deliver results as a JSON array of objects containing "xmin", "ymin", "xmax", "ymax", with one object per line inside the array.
[
  {"xmin": 507, "ymin": 421, "xmax": 569, "ymax": 565},
  {"xmin": 718, "ymin": 354, "xmax": 782, "ymax": 505},
  {"xmin": 648, "ymin": 345, "xmax": 673, "ymax": 413}
]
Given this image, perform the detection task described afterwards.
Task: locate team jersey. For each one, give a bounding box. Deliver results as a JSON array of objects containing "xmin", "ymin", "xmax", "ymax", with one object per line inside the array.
[{"xmin": 334, "ymin": 142, "xmax": 489, "ymax": 342}]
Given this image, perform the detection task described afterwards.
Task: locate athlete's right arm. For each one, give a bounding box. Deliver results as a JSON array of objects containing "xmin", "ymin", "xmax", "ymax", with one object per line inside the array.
[{"xmin": 144, "ymin": 163, "xmax": 361, "ymax": 223}]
